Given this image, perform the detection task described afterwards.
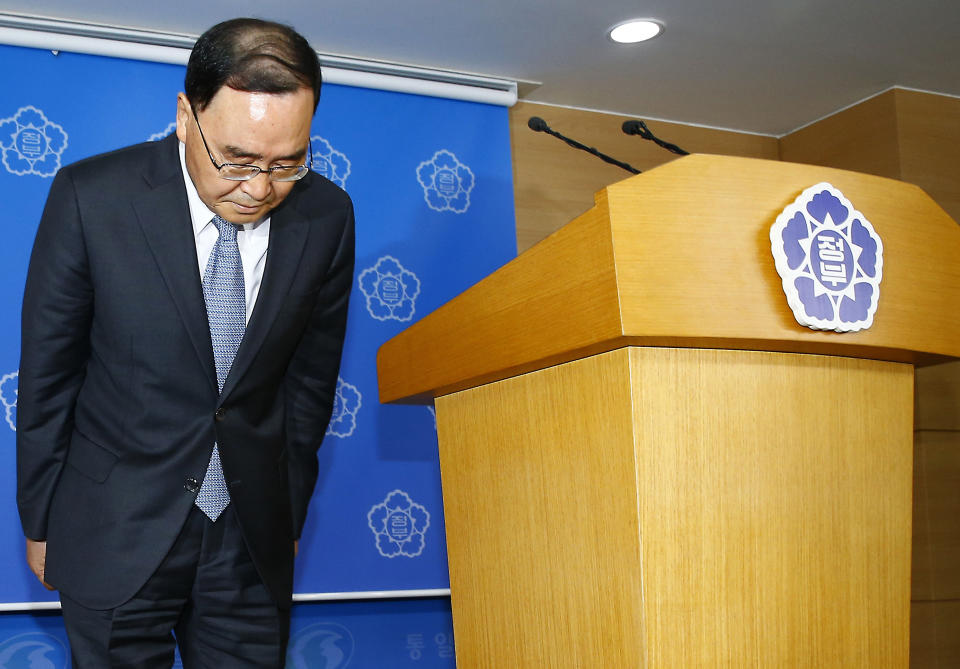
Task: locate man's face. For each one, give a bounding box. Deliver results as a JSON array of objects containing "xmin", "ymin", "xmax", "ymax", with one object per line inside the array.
[{"xmin": 176, "ymin": 86, "xmax": 314, "ymax": 224}]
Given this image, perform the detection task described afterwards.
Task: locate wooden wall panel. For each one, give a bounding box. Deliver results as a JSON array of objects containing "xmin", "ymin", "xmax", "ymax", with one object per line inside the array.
[
  {"xmin": 778, "ymin": 90, "xmax": 902, "ymax": 179},
  {"xmin": 896, "ymin": 90, "xmax": 960, "ymax": 669},
  {"xmin": 915, "ymin": 361, "xmax": 960, "ymax": 431},
  {"xmin": 913, "ymin": 430, "xmax": 960, "ymax": 601},
  {"xmin": 911, "ymin": 601, "xmax": 960, "ymax": 669},
  {"xmin": 895, "ymin": 90, "xmax": 960, "ymax": 223},
  {"xmin": 509, "ymin": 101, "xmax": 778, "ymax": 252}
]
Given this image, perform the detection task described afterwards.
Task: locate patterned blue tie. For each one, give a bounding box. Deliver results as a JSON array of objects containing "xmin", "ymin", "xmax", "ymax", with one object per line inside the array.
[{"xmin": 196, "ymin": 215, "xmax": 245, "ymax": 521}]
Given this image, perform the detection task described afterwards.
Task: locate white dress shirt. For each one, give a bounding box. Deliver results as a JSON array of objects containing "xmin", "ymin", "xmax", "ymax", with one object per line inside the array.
[{"xmin": 178, "ymin": 141, "xmax": 270, "ymax": 323}]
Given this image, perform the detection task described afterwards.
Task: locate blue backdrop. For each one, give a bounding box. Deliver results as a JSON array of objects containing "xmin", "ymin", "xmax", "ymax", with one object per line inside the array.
[
  {"xmin": 0, "ymin": 597, "xmax": 456, "ymax": 668},
  {"xmin": 0, "ymin": 41, "xmax": 517, "ymax": 667}
]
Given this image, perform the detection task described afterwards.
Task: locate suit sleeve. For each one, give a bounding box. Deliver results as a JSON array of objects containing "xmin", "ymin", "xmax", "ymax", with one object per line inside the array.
[
  {"xmin": 17, "ymin": 168, "xmax": 94, "ymax": 541},
  {"xmin": 283, "ymin": 197, "xmax": 355, "ymax": 539}
]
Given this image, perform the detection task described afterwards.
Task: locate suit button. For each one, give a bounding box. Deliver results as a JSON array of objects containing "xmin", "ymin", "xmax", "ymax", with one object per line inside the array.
[
  {"xmin": 184, "ymin": 477, "xmax": 199, "ymax": 493},
  {"xmin": 215, "ymin": 408, "xmax": 226, "ymax": 421}
]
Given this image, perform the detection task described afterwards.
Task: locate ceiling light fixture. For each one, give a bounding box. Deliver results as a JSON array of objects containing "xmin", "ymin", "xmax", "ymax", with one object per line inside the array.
[{"xmin": 608, "ymin": 19, "xmax": 663, "ymax": 44}]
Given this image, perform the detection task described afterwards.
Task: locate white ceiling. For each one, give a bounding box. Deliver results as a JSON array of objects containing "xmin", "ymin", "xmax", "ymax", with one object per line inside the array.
[{"xmin": 2, "ymin": 1, "xmax": 959, "ymax": 136}]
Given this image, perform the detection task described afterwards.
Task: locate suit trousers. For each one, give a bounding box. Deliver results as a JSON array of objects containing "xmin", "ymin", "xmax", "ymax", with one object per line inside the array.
[{"xmin": 60, "ymin": 504, "xmax": 290, "ymax": 669}]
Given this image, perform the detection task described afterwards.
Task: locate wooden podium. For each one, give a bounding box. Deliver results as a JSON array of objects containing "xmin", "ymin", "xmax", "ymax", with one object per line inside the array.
[{"xmin": 377, "ymin": 155, "xmax": 960, "ymax": 667}]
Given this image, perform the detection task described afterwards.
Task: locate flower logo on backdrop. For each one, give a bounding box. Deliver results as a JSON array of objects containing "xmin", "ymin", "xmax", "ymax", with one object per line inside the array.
[
  {"xmin": 0, "ymin": 106, "xmax": 68, "ymax": 177},
  {"xmin": 148, "ymin": 121, "xmax": 177, "ymax": 142},
  {"xmin": 770, "ymin": 183, "xmax": 883, "ymax": 332},
  {"xmin": 310, "ymin": 136, "xmax": 351, "ymax": 188},
  {"xmin": 367, "ymin": 490, "xmax": 431, "ymax": 558},
  {"xmin": 427, "ymin": 406, "xmax": 436, "ymax": 431},
  {"xmin": 0, "ymin": 632, "xmax": 69, "ymax": 669},
  {"xmin": 358, "ymin": 256, "xmax": 421, "ymax": 322},
  {"xmin": 326, "ymin": 377, "xmax": 361, "ymax": 438},
  {"xmin": 286, "ymin": 623, "xmax": 355, "ymax": 669},
  {"xmin": 416, "ymin": 149, "xmax": 475, "ymax": 213},
  {"xmin": 0, "ymin": 371, "xmax": 17, "ymax": 432}
]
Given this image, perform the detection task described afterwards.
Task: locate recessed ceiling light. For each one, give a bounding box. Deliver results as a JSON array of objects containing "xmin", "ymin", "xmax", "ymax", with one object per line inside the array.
[{"xmin": 608, "ymin": 19, "xmax": 663, "ymax": 44}]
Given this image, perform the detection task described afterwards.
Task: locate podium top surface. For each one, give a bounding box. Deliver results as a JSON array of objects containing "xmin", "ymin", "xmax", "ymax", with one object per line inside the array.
[{"xmin": 378, "ymin": 154, "xmax": 960, "ymax": 402}]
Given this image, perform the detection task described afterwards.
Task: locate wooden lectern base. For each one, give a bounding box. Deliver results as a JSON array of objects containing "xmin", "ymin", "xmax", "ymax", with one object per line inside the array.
[{"xmin": 435, "ymin": 347, "xmax": 912, "ymax": 668}]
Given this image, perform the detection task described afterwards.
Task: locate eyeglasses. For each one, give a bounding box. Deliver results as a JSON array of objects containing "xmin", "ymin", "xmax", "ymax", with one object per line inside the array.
[{"xmin": 192, "ymin": 107, "xmax": 312, "ymax": 182}]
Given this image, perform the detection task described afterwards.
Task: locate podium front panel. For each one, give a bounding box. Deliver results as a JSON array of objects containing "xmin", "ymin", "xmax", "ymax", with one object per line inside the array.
[{"xmin": 435, "ymin": 347, "xmax": 912, "ymax": 668}]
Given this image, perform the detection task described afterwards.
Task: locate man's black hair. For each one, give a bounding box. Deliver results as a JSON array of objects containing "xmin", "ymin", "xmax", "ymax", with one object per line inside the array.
[{"xmin": 185, "ymin": 18, "xmax": 321, "ymax": 111}]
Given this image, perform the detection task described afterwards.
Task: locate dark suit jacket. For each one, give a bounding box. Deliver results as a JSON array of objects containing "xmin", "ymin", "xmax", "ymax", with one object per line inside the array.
[{"xmin": 16, "ymin": 133, "xmax": 354, "ymax": 610}]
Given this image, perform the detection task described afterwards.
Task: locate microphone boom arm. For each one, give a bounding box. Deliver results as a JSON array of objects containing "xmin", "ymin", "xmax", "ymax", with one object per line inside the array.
[
  {"xmin": 622, "ymin": 119, "xmax": 689, "ymax": 156},
  {"xmin": 528, "ymin": 117, "xmax": 640, "ymax": 175}
]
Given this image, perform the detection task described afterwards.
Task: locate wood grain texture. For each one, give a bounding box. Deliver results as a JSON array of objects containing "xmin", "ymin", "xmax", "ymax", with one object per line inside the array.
[
  {"xmin": 911, "ymin": 600, "xmax": 960, "ymax": 669},
  {"xmin": 912, "ymin": 435, "xmax": 935, "ymax": 602},
  {"xmin": 434, "ymin": 347, "xmax": 913, "ymax": 667},
  {"xmin": 377, "ymin": 196, "xmax": 624, "ymax": 403},
  {"xmin": 915, "ymin": 361, "xmax": 960, "ymax": 431},
  {"xmin": 778, "ymin": 90, "xmax": 902, "ymax": 179},
  {"xmin": 772, "ymin": 88, "xmax": 960, "ymax": 668},
  {"xmin": 912, "ymin": 430, "xmax": 960, "ymax": 601},
  {"xmin": 378, "ymin": 154, "xmax": 960, "ymax": 403},
  {"xmin": 435, "ymin": 349, "xmax": 644, "ymax": 668},
  {"xmin": 894, "ymin": 89, "xmax": 960, "ymax": 224},
  {"xmin": 629, "ymin": 348, "xmax": 913, "ymax": 668},
  {"xmin": 605, "ymin": 154, "xmax": 960, "ymax": 357},
  {"xmin": 510, "ymin": 102, "xmax": 780, "ymax": 253},
  {"xmin": 891, "ymin": 90, "xmax": 960, "ymax": 668}
]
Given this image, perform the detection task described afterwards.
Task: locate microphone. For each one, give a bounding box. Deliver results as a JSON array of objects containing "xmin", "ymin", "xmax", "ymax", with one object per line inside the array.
[
  {"xmin": 527, "ymin": 117, "xmax": 640, "ymax": 175},
  {"xmin": 622, "ymin": 119, "xmax": 689, "ymax": 155},
  {"xmin": 527, "ymin": 116, "xmax": 549, "ymax": 132}
]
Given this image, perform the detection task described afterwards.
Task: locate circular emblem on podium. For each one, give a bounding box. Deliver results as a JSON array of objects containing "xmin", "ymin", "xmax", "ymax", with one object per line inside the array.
[{"xmin": 770, "ymin": 182, "xmax": 883, "ymax": 332}]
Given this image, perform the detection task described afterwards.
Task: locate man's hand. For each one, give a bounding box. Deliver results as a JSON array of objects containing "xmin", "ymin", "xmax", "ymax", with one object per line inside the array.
[{"xmin": 26, "ymin": 539, "xmax": 55, "ymax": 591}]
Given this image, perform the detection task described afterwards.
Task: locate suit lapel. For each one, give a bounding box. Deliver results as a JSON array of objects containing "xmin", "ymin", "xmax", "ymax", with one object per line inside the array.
[
  {"xmin": 218, "ymin": 192, "xmax": 311, "ymax": 400},
  {"xmin": 132, "ymin": 135, "xmax": 218, "ymax": 394}
]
